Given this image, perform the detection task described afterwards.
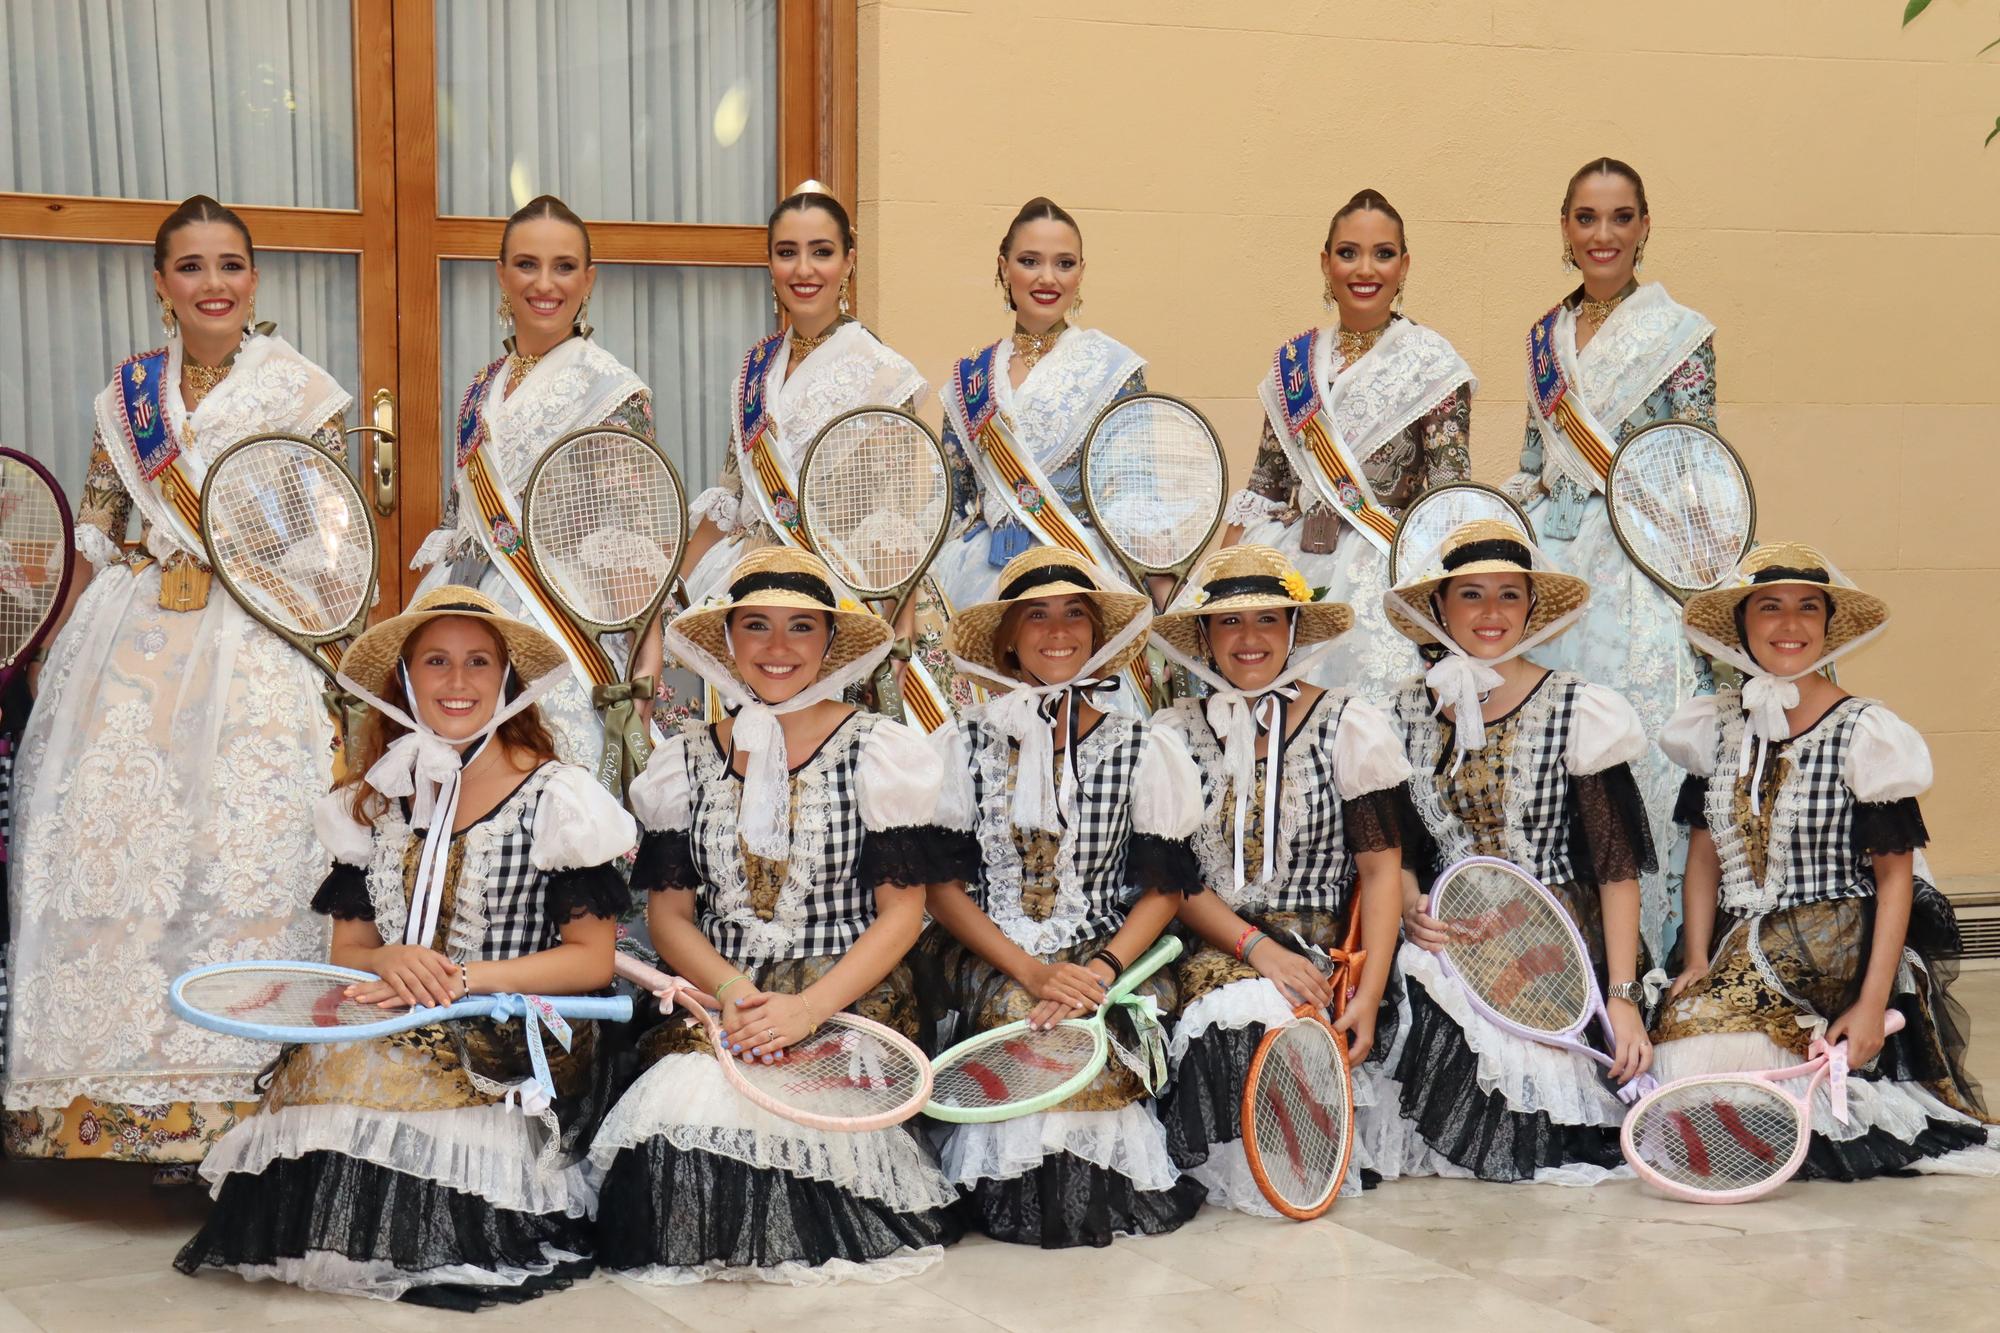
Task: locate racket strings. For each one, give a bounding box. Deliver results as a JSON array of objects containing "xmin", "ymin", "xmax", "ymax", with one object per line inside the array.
[
  {"xmin": 206, "ymin": 444, "xmax": 372, "ymax": 635},
  {"xmin": 736, "ymin": 1020, "xmax": 926, "ymax": 1120},
  {"xmin": 0, "ymin": 462, "xmax": 65, "ymax": 647},
  {"xmin": 928, "ymin": 1024, "xmax": 1098, "ymax": 1112},
  {"xmin": 1611, "ymin": 433, "xmax": 1752, "ymax": 589},
  {"xmin": 179, "ymin": 967, "xmax": 384, "ymax": 1030},
  {"xmin": 1084, "ymin": 401, "xmax": 1222, "ymax": 569},
  {"xmin": 1434, "ymin": 871, "xmax": 1592, "ymax": 1033},
  {"xmin": 801, "ymin": 414, "xmax": 947, "ymax": 596},
  {"xmin": 1247, "ymin": 1021, "xmax": 1348, "ymax": 1208},
  {"xmin": 526, "ymin": 434, "xmax": 682, "ymax": 626},
  {"xmin": 1629, "ymin": 1082, "xmax": 1803, "ymax": 1189},
  {"xmin": 1392, "ymin": 489, "xmax": 1522, "ymax": 582}
]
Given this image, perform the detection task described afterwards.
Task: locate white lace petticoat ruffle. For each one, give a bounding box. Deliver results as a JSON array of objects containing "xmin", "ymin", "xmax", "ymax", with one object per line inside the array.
[
  {"xmin": 611, "ymin": 1245, "xmax": 945, "ymax": 1289},
  {"xmin": 933, "ymin": 1100, "xmax": 1182, "ymax": 1192}
]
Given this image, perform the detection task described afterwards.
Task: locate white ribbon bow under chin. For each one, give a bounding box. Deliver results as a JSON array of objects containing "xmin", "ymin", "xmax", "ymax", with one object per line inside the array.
[
  {"xmin": 1738, "ymin": 673, "xmax": 1803, "ymax": 815},
  {"xmin": 1426, "ymin": 652, "xmax": 1505, "ymax": 772},
  {"xmin": 732, "ymin": 700, "xmax": 795, "ymax": 861},
  {"xmin": 1205, "ymin": 687, "xmax": 1295, "ymax": 893},
  {"xmin": 989, "ymin": 676, "xmax": 1120, "ymax": 834}
]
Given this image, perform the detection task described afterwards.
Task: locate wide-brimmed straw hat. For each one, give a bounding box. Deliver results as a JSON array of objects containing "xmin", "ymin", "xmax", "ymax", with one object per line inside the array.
[
  {"xmin": 671, "ymin": 545, "xmax": 891, "ymax": 685},
  {"xmin": 341, "ymin": 585, "xmax": 567, "ymax": 697},
  {"xmin": 1683, "ymin": 541, "xmax": 1888, "ymax": 659},
  {"xmin": 1385, "ymin": 518, "xmax": 1589, "ymax": 647},
  {"xmin": 1153, "ymin": 545, "xmax": 1352, "ymax": 661},
  {"xmin": 947, "ymin": 546, "xmax": 1152, "ymax": 682}
]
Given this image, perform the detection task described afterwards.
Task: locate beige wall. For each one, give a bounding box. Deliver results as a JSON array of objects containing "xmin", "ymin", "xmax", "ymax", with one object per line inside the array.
[{"xmin": 856, "ymin": 0, "xmax": 2000, "ymax": 887}]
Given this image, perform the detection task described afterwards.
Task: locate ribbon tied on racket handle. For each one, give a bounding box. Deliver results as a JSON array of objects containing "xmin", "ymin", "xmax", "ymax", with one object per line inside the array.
[
  {"xmin": 590, "ymin": 675, "xmax": 657, "ymax": 800},
  {"xmin": 482, "ymin": 993, "xmax": 574, "ymax": 1120},
  {"xmin": 1104, "ymin": 991, "xmax": 1170, "ymax": 1096}
]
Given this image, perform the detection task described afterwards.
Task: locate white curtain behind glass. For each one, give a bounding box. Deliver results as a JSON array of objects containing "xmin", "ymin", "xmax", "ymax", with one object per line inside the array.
[
  {"xmin": 0, "ymin": 0, "xmax": 355, "ymax": 206},
  {"xmin": 436, "ymin": 0, "xmax": 777, "ymax": 222}
]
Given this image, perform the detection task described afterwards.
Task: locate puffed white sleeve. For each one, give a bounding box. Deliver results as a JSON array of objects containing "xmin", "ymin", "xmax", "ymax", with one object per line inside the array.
[
  {"xmin": 1563, "ymin": 682, "xmax": 1650, "ymax": 776},
  {"xmin": 313, "ymin": 789, "xmax": 375, "ymax": 869},
  {"xmin": 1658, "ymin": 694, "xmax": 1726, "ymax": 778},
  {"xmin": 1331, "ymin": 698, "xmax": 1414, "ymax": 801},
  {"xmin": 531, "ymin": 764, "xmax": 640, "ymax": 873},
  {"xmin": 1133, "ymin": 724, "xmax": 1203, "ymax": 841},
  {"xmin": 926, "ymin": 719, "xmax": 979, "ymax": 836},
  {"xmin": 856, "ymin": 718, "xmax": 974, "ymax": 888},
  {"xmin": 1844, "ymin": 706, "xmax": 1934, "ymax": 804},
  {"xmin": 627, "ymin": 731, "xmax": 695, "ymax": 834}
]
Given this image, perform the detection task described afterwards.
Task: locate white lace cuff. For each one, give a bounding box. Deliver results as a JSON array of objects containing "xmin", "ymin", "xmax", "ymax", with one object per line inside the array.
[
  {"xmin": 74, "ymin": 524, "xmax": 125, "ymax": 568},
  {"xmin": 1330, "ymin": 697, "xmax": 1413, "ymax": 800},
  {"xmin": 627, "ymin": 731, "xmax": 695, "ymax": 833},
  {"xmin": 1660, "ymin": 694, "xmax": 1725, "ymax": 778},
  {"xmin": 313, "ymin": 790, "xmax": 374, "ymax": 868},
  {"xmin": 532, "ymin": 764, "xmax": 640, "ymax": 871},
  {"xmin": 1844, "ymin": 705, "xmax": 1933, "ymax": 803},
  {"xmin": 857, "ymin": 718, "xmax": 946, "ymax": 832},
  {"xmin": 690, "ymin": 486, "xmax": 743, "ymax": 535},
  {"xmin": 1563, "ymin": 682, "xmax": 1648, "ymax": 776},
  {"xmin": 1222, "ymin": 489, "xmax": 1285, "ymax": 528}
]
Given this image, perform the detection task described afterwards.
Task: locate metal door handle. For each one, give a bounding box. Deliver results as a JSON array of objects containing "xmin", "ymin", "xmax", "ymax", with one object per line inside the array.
[{"xmin": 344, "ymin": 388, "xmax": 398, "ymax": 516}]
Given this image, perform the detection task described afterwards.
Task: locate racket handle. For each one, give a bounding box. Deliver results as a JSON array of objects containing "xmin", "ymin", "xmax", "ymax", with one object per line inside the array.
[{"xmin": 871, "ymin": 655, "xmax": 907, "ymax": 722}]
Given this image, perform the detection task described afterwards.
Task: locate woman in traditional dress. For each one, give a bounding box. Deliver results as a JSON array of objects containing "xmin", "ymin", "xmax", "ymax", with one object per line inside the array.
[
  {"xmin": 1381, "ymin": 520, "xmax": 1656, "ymax": 1183},
  {"xmin": 411, "ymin": 194, "xmax": 659, "ymax": 763},
  {"xmin": 1222, "ymin": 189, "xmax": 1476, "ymax": 706},
  {"xmin": 920, "ymin": 546, "xmax": 1207, "ymax": 1247},
  {"xmin": 1147, "ymin": 546, "xmax": 1410, "ymax": 1210},
  {"xmin": 4, "ymin": 196, "xmax": 350, "ymax": 1176},
  {"xmin": 592, "ymin": 546, "xmax": 962, "ymax": 1284},
  {"xmin": 1501, "ymin": 157, "xmax": 1718, "ymax": 956},
  {"xmin": 677, "ymin": 184, "xmax": 956, "ymax": 727},
  {"xmin": 1653, "ymin": 542, "xmax": 1996, "ymax": 1177},
  {"xmin": 175, "ymin": 587, "xmax": 634, "ymax": 1304},
  {"xmin": 932, "ymin": 198, "xmax": 1163, "ymax": 713}
]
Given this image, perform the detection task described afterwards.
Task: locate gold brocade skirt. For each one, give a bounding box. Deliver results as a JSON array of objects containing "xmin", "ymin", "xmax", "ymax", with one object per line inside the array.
[
  {"xmin": 260, "ymin": 1019, "xmax": 599, "ymax": 1116},
  {"xmin": 4, "ymin": 1098, "xmax": 256, "ymax": 1163}
]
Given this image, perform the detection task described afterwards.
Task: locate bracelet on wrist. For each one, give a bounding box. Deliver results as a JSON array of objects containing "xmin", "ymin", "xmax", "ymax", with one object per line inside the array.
[
  {"xmin": 715, "ymin": 973, "xmax": 751, "ymax": 1003},
  {"xmin": 1243, "ymin": 933, "xmax": 1269, "ymax": 963},
  {"xmin": 1089, "ymin": 948, "xmax": 1125, "ymax": 981},
  {"xmin": 1233, "ymin": 924, "xmax": 1261, "ymax": 960}
]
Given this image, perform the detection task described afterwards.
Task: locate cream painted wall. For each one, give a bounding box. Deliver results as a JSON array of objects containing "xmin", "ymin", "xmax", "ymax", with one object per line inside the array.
[{"xmin": 855, "ymin": 0, "xmax": 2000, "ymax": 886}]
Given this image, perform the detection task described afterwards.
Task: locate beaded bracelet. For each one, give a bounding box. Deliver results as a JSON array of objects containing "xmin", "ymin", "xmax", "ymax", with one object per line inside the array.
[
  {"xmin": 1233, "ymin": 925, "xmax": 1261, "ymax": 960},
  {"xmin": 459, "ymin": 962, "xmax": 471, "ymax": 998}
]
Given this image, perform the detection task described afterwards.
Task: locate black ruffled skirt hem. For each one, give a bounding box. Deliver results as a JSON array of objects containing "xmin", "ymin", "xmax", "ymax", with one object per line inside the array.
[
  {"xmin": 594, "ymin": 1138, "xmax": 961, "ymax": 1274},
  {"xmin": 1393, "ymin": 977, "xmax": 1623, "ymax": 1182},
  {"xmin": 1802, "ymin": 1116, "xmax": 1991, "ymax": 1182},
  {"xmin": 172, "ymin": 1150, "xmax": 590, "ymax": 1311},
  {"xmin": 1161, "ymin": 1023, "xmax": 1267, "ymax": 1169},
  {"xmin": 954, "ymin": 1151, "xmax": 1207, "ymax": 1249}
]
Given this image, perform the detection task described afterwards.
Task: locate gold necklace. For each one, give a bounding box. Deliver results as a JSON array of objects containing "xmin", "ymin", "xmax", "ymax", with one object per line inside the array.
[
  {"xmin": 1578, "ymin": 282, "xmax": 1636, "ymax": 334},
  {"xmin": 504, "ymin": 350, "xmax": 542, "ymax": 395},
  {"xmin": 1335, "ymin": 321, "xmax": 1388, "ymax": 368},
  {"xmin": 1012, "ymin": 319, "xmax": 1069, "ymax": 371},
  {"xmin": 789, "ymin": 317, "xmax": 848, "ymax": 362},
  {"xmin": 180, "ymin": 346, "xmax": 238, "ymax": 410}
]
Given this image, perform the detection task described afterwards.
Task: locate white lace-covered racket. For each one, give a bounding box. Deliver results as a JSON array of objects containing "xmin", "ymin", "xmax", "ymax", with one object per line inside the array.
[
  {"xmin": 0, "ymin": 448, "xmax": 74, "ymax": 695},
  {"xmin": 1079, "ymin": 392, "xmax": 1227, "ymax": 612},
  {"xmin": 1605, "ymin": 420, "xmax": 1756, "ymax": 603},
  {"xmin": 1389, "ymin": 481, "xmax": 1535, "ymax": 584}
]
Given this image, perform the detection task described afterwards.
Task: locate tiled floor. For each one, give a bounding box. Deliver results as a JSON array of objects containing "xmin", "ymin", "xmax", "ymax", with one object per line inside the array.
[{"xmin": 4, "ymin": 971, "xmax": 1998, "ymax": 1333}]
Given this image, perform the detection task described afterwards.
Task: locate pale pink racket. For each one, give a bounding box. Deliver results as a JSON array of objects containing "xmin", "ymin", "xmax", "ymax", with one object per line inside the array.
[
  {"xmin": 1622, "ymin": 1010, "xmax": 1904, "ymax": 1204},
  {"xmin": 615, "ymin": 953, "xmax": 934, "ymax": 1133}
]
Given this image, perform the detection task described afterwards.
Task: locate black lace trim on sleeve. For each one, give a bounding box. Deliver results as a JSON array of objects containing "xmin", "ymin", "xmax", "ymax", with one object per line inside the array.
[
  {"xmin": 858, "ymin": 825, "xmax": 969, "ymax": 888},
  {"xmin": 545, "ymin": 864, "xmax": 633, "ymax": 926},
  {"xmin": 1343, "ymin": 785, "xmax": 1410, "ymax": 855},
  {"xmin": 1126, "ymin": 832, "xmax": 1203, "ymax": 898},
  {"xmin": 631, "ymin": 829, "xmax": 700, "ymax": 896},
  {"xmin": 1853, "ymin": 797, "xmax": 1930, "ymax": 858},
  {"xmin": 1568, "ymin": 763, "xmax": 1657, "ymax": 885},
  {"xmin": 1673, "ymin": 775, "xmax": 1709, "ymax": 828},
  {"xmin": 309, "ymin": 863, "xmax": 375, "ymax": 921}
]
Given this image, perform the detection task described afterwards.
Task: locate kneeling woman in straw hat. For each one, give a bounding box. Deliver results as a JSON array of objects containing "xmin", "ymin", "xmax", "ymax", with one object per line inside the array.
[
  {"xmin": 1147, "ymin": 546, "xmax": 1412, "ymax": 1212},
  {"xmin": 1379, "ymin": 520, "xmax": 1657, "ymax": 1183},
  {"xmin": 920, "ymin": 546, "xmax": 1207, "ymax": 1246},
  {"xmin": 595, "ymin": 546, "xmax": 962, "ymax": 1283},
  {"xmin": 1652, "ymin": 542, "xmax": 1996, "ymax": 1176},
  {"xmin": 175, "ymin": 587, "xmax": 638, "ymax": 1307}
]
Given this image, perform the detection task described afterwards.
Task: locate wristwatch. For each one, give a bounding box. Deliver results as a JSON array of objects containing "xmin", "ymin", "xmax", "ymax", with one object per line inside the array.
[{"xmin": 1606, "ymin": 980, "xmax": 1646, "ymax": 1005}]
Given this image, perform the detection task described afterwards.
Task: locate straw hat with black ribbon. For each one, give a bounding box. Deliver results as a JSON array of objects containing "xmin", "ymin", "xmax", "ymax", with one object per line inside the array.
[
  {"xmin": 334, "ymin": 586, "xmax": 574, "ymax": 956},
  {"xmin": 664, "ymin": 545, "xmax": 894, "ymax": 861},
  {"xmin": 946, "ymin": 545, "xmax": 1154, "ymax": 835},
  {"xmin": 1152, "ymin": 544, "xmax": 1354, "ymax": 894},
  {"xmin": 1682, "ymin": 540, "xmax": 1890, "ymax": 813},
  {"xmin": 1381, "ymin": 518, "xmax": 1589, "ymax": 769}
]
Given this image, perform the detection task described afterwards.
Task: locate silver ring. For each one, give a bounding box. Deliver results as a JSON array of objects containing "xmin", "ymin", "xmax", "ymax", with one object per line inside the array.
[{"xmin": 766, "ymin": 1027, "xmax": 777, "ymax": 1040}]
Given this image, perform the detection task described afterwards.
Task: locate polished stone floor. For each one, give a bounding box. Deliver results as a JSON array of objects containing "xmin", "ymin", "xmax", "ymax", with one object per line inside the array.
[{"xmin": 3, "ymin": 970, "xmax": 1996, "ymax": 1333}]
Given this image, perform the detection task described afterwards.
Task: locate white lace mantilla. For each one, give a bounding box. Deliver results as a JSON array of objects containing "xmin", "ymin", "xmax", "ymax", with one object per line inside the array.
[
  {"xmin": 1301, "ymin": 318, "xmax": 1475, "ymax": 471},
  {"xmin": 1571, "ymin": 283, "xmax": 1714, "ymax": 439},
  {"xmin": 748, "ymin": 323, "xmax": 928, "ymax": 469}
]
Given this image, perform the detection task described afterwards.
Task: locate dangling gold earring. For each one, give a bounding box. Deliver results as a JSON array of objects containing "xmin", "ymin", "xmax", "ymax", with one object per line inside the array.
[
  {"xmin": 995, "ymin": 270, "xmax": 1015, "ymax": 313},
  {"xmin": 159, "ymin": 294, "xmax": 177, "ymax": 333},
  {"xmin": 244, "ymin": 296, "xmax": 257, "ymax": 332},
  {"xmin": 771, "ymin": 283, "xmax": 782, "ymax": 319},
  {"xmin": 1322, "ymin": 278, "xmax": 1337, "ymax": 313},
  {"xmin": 1071, "ymin": 290, "xmax": 1083, "ymax": 320},
  {"xmin": 574, "ymin": 295, "xmax": 593, "ymax": 340},
  {"xmin": 1633, "ymin": 238, "xmax": 1648, "ymax": 272},
  {"xmin": 497, "ymin": 292, "xmax": 515, "ymax": 330},
  {"xmin": 1392, "ymin": 282, "xmax": 1405, "ymax": 316},
  {"xmin": 1561, "ymin": 240, "xmax": 1577, "ymax": 271},
  {"xmin": 838, "ymin": 274, "xmax": 852, "ymax": 317}
]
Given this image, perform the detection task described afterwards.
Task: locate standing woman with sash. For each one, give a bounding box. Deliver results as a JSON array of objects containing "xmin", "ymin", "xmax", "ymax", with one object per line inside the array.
[
  {"xmin": 1221, "ymin": 190, "xmax": 1476, "ymax": 705},
  {"xmin": 931, "ymin": 197, "xmax": 1155, "ymax": 715},
  {"xmin": 678, "ymin": 183, "xmax": 959, "ymax": 727},
  {"xmin": 1501, "ymin": 157, "xmax": 1718, "ymax": 956},
  {"xmin": 5, "ymin": 197, "xmax": 351, "ymax": 1174},
  {"xmin": 410, "ymin": 195, "xmax": 655, "ymax": 767}
]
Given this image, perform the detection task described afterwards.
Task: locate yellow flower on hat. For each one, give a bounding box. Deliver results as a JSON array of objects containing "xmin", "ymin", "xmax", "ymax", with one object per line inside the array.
[
  {"xmin": 837, "ymin": 597, "xmax": 863, "ymax": 614},
  {"xmin": 1280, "ymin": 569, "xmax": 1312, "ymax": 603}
]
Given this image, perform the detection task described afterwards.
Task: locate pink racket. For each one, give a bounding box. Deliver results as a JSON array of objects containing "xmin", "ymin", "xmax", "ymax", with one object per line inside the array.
[
  {"xmin": 1622, "ymin": 1010, "xmax": 1905, "ymax": 1203},
  {"xmin": 1428, "ymin": 856, "xmax": 1655, "ymax": 1102},
  {"xmin": 615, "ymin": 953, "xmax": 934, "ymax": 1133}
]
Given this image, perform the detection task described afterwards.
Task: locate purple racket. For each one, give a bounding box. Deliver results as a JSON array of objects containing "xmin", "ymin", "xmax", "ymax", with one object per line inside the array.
[{"xmin": 1428, "ymin": 855, "xmax": 1654, "ymax": 1102}]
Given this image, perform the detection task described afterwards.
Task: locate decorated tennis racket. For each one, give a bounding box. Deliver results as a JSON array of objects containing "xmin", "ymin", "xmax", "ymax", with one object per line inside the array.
[
  {"xmin": 199, "ymin": 433, "xmax": 379, "ymax": 755},
  {"xmin": 521, "ymin": 425, "xmax": 688, "ymax": 796},
  {"xmin": 1079, "ymin": 393, "xmax": 1227, "ymax": 613},
  {"xmin": 1622, "ymin": 1011, "xmax": 1904, "ymax": 1204},
  {"xmin": 797, "ymin": 405, "xmax": 954, "ymax": 731},
  {"xmin": 0, "ymin": 448, "xmax": 75, "ymax": 696},
  {"xmin": 615, "ymin": 953, "xmax": 933, "ymax": 1134},
  {"xmin": 1428, "ymin": 855, "xmax": 1654, "ymax": 1102},
  {"xmin": 1389, "ymin": 481, "xmax": 1535, "ymax": 584},
  {"xmin": 1606, "ymin": 421, "xmax": 1756, "ymax": 603},
  {"xmin": 924, "ymin": 935, "xmax": 1182, "ymax": 1124}
]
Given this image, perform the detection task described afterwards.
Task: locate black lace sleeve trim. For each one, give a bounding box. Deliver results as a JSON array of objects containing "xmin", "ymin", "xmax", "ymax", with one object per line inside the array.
[
  {"xmin": 545, "ymin": 864, "xmax": 634, "ymax": 925},
  {"xmin": 632, "ymin": 829, "xmax": 700, "ymax": 896},
  {"xmin": 309, "ymin": 863, "xmax": 374, "ymax": 921},
  {"xmin": 1853, "ymin": 797, "xmax": 1930, "ymax": 858},
  {"xmin": 1568, "ymin": 763, "xmax": 1658, "ymax": 884},
  {"xmin": 1343, "ymin": 785, "xmax": 1410, "ymax": 855},
  {"xmin": 929, "ymin": 827, "xmax": 982, "ymax": 885},
  {"xmin": 859, "ymin": 825, "xmax": 968, "ymax": 888},
  {"xmin": 1126, "ymin": 833, "xmax": 1203, "ymax": 897},
  {"xmin": 1673, "ymin": 775, "xmax": 1710, "ymax": 828}
]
